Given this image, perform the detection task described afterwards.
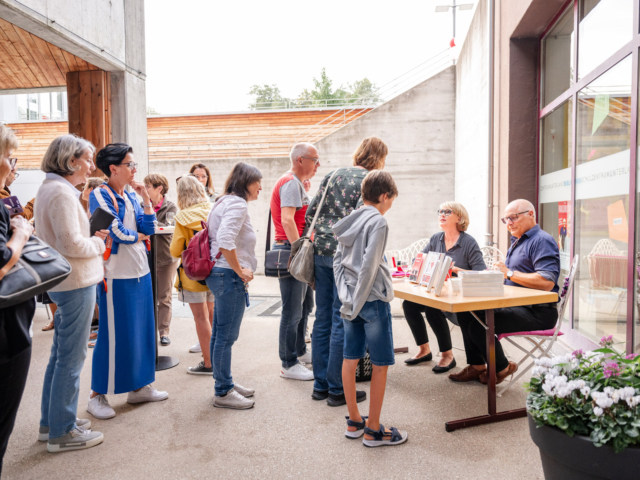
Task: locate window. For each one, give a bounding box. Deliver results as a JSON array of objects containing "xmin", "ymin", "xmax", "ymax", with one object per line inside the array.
[{"xmin": 542, "ymin": 6, "xmax": 575, "ymax": 107}]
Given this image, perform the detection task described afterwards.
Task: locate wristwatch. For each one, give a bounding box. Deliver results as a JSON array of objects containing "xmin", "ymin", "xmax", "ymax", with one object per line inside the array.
[
  {"xmin": 507, "ymin": 270, "xmax": 514, "ymax": 280},
  {"xmin": 143, "ymin": 203, "xmax": 152, "ymax": 208}
]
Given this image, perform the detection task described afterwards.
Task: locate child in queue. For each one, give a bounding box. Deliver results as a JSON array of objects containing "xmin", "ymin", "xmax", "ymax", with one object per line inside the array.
[{"xmin": 332, "ymin": 170, "xmax": 407, "ymax": 447}]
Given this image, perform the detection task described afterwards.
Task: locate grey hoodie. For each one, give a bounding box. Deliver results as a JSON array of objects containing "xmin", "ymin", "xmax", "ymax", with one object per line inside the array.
[{"xmin": 332, "ymin": 205, "xmax": 394, "ymax": 321}]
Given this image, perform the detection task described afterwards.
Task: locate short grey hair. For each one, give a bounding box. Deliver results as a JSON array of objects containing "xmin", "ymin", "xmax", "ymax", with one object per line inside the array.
[
  {"xmin": 177, "ymin": 175, "xmax": 209, "ymax": 210},
  {"xmin": 290, "ymin": 142, "xmax": 314, "ymax": 164},
  {"xmin": 509, "ymin": 199, "xmax": 537, "ymax": 221},
  {"xmin": 41, "ymin": 134, "xmax": 95, "ymax": 176}
]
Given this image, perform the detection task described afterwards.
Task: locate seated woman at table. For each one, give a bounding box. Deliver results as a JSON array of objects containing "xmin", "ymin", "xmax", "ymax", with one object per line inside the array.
[{"xmin": 402, "ymin": 202, "xmax": 485, "ymax": 373}]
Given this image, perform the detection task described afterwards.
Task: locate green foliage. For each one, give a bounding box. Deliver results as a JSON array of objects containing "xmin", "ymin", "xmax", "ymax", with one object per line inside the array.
[
  {"xmin": 527, "ymin": 346, "xmax": 640, "ymax": 453},
  {"xmin": 248, "ymin": 68, "xmax": 381, "ymax": 110}
]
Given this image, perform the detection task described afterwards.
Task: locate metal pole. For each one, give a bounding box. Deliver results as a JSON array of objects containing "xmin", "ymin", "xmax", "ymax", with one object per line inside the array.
[
  {"xmin": 453, "ymin": 0, "xmax": 457, "ymax": 38},
  {"xmin": 486, "ymin": 0, "xmax": 495, "ymax": 247}
]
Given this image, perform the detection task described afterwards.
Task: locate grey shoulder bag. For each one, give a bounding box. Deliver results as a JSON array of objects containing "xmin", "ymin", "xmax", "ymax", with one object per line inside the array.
[{"xmin": 289, "ymin": 169, "xmax": 340, "ymax": 287}]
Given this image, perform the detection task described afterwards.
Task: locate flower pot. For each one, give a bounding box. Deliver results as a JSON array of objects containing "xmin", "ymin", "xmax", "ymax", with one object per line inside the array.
[{"xmin": 527, "ymin": 414, "xmax": 640, "ymax": 480}]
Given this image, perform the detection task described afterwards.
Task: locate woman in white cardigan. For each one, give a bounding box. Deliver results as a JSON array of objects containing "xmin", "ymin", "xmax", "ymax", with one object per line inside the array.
[{"xmin": 34, "ymin": 135, "xmax": 109, "ymax": 453}]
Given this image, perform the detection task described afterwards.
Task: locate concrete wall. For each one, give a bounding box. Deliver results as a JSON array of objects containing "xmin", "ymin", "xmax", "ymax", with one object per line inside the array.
[
  {"xmin": 455, "ymin": 0, "xmax": 489, "ymax": 244},
  {"xmin": 313, "ymin": 66, "xmax": 457, "ymax": 251},
  {"xmin": 155, "ymin": 157, "xmax": 291, "ymax": 275}
]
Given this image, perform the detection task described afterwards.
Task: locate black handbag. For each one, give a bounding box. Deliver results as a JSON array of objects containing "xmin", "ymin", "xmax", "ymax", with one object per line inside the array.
[
  {"xmin": 0, "ymin": 236, "xmax": 72, "ymax": 308},
  {"xmin": 264, "ymin": 210, "xmax": 292, "ymax": 278}
]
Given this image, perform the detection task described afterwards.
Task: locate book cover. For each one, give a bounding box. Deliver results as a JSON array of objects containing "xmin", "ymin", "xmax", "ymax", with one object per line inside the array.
[
  {"xmin": 420, "ymin": 252, "xmax": 442, "ymax": 289},
  {"xmin": 433, "ymin": 256, "xmax": 453, "ymax": 296},
  {"xmin": 409, "ymin": 252, "xmax": 426, "ymax": 283}
]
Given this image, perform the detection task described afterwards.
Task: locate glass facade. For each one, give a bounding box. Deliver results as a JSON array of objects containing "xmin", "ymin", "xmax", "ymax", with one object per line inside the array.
[
  {"xmin": 539, "ymin": 1, "xmax": 638, "ymax": 353},
  {"xmin": 16, "ymin": 92, "xmax": 67, "ymax": 121}
]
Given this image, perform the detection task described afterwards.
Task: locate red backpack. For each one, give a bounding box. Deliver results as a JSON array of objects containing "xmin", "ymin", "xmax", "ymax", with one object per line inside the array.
[{"xmin": 181, "ymin": 220, "xmax": 221, "ymax": 281}]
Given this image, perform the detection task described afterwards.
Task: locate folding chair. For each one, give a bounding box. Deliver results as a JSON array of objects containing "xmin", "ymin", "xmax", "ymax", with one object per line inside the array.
[{"xmin": 496, "ymin": 254, "xmax": 578, "ymax": 397}]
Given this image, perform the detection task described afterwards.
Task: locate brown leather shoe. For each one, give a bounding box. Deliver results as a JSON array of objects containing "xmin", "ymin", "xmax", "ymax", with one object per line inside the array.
[
  {"xmin": 448, "ymin": 365, "xmax": 486, "ymax": 382},
  {"xmin": 479, "ymin": 361, "xmax": 518, "ymax": 385}
]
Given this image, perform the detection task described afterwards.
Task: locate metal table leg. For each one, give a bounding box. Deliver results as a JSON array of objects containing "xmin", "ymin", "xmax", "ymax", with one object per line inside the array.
[
  {"xmin": 445, "ymin": 308, "xmax": 526, "ymax": 431},
  {"xmin": 150, "ymin": 234, "xmax": 179, "ymax": 371}
]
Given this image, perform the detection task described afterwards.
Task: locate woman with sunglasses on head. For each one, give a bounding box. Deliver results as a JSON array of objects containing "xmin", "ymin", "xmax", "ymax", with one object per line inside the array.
[
  {"xmin": 189, "ymin": 163, "xmax": 218, "ymax": 203},
  {"xmin": 402, "ymin": 201, "xmax": 485, "ymax": 373},
  {"xmin": 86, "ymin": 143, "xmax": 168, "ymax": 421}
]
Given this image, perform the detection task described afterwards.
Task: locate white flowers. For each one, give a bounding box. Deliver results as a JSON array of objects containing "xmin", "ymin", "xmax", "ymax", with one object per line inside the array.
[
  {"xmin": 591, "ymin": 387, "xmax": 640, "ymax": 411},
  {"xmin": 593, "ymin": 407, "xmax": 604, "ymax": 416}
]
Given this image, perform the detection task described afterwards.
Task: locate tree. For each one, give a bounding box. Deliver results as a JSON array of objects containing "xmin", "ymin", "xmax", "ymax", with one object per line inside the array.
[
  {"xmin": 346, "ymin": 78, "xmax": 381, "ymax": 103},
  {"xmin": 248, "ymin": 84, "xmax": 288, "ymax": 110},
  {"xmin": 146, "ymin": 105, "xmax": 161, "ymax": 115}
]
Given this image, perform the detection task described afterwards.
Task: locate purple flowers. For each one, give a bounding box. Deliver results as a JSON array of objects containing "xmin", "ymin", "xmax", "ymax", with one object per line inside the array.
[
  {"xmin": 603, "ymin": 362, "xmax": 621, "ymax": 379},
  {"xmin": 600, "ymin": 335, "xmax": 614, "ymax": 348},
  {"xmin": 626, "ymin": 353, "xmax": 638, "ymax": 360}
]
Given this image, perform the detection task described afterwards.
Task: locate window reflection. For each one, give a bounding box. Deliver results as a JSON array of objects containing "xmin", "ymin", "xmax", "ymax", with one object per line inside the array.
[
  {"xmin": 574, "ymin": 56, "xmax": 632, "ymax": 349},
  {"xmin": 539, "ymin": 100, "xmax": 573, "ymax": 322},
  {"xmin": 578, "ymin": 0, "xmax": 633, "ymax": 80},
  {"xmin": 542, "ymin": 7, "xmax": 575, "ymax": 107}
]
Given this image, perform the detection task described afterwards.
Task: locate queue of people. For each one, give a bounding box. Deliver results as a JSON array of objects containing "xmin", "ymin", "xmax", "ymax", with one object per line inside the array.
[{"xmin": 0, "ymin": 124, "xmax": 562, "ymax": 470}]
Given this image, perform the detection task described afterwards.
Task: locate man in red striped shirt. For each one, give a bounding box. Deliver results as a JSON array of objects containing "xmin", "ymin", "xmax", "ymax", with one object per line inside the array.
[{"xmin": 271, "ymin": 142, "xmax": 320, "ymax": 381}]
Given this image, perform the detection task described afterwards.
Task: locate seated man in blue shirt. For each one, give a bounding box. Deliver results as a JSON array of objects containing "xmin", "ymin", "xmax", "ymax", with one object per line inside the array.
[{"xmin": 449, "ymin": 199, "xmax": 560, "ymax": 385}]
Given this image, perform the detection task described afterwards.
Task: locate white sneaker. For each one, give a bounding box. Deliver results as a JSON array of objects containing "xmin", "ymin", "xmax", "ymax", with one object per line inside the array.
[
  {"xmin": 298, "ymin": 350, "xmax": 312, "ymax": 364},
  {"xmin": 39, "ymin": 418, "xmax": 92, "ymax": 442},
  {"xmin": 87, "ymin": 394, "xmax": 116, "ymax": 420},
  {"xmin": 127, "ymin": 384, "xmax": 169, "ymax": 404},
  {"xmin": 280, "ymin": 363, "xmax": 314, "ymax": 381},
  {"xmin": 233, "ymin": 383, "xmax": 255, "ymax": 397},
  {"xmin": 213, "ymin": 389, "xmax": 254, "ymax": 410},
  {"xmin": 189, "ymin": 343, "xmax": 202, "ymax": 353},
  {"xmin": 47, "ymin": 426, "xmax": 104, "ymax": 453}
]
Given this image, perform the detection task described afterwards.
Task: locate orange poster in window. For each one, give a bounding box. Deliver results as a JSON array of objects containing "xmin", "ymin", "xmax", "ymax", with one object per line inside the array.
[{"xmin": 607, "ymin": 200, "xmax": 628, "ymax": 243}]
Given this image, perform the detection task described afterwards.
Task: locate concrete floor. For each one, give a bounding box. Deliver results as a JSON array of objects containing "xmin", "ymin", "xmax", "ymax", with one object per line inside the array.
[{"xmin": 3, "ymin": 277, "xmax": 544, "ymax": 480}]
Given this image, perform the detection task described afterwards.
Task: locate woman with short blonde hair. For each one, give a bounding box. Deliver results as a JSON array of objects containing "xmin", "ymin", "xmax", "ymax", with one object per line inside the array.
[
  {"xmin": 352, "ymin": 136, "xmax": 388, "ymax": 171},
  {"xmin": 170, "ymin": 175, "xmax": 214, "ymax": 374},
  {"xmin": 402, "ymin": 201, "xmax": 485, "ymax": 374}
]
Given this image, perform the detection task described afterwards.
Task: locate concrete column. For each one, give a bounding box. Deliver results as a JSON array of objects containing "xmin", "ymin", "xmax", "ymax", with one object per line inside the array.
[{"xmin": 110, "ymin": 71, "xmax": 149, "ymax": 179}]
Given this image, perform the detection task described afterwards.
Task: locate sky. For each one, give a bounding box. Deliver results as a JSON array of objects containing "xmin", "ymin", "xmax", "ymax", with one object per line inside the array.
[{"xmin": 144, "ymin": 0, "xmax": 478, "ymax": 115}]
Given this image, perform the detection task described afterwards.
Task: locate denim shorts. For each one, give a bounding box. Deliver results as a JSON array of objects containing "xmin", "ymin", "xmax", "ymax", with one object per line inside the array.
[{"xmin": 343, "ymin": 300, "xmax": 395, "ymax": 366}]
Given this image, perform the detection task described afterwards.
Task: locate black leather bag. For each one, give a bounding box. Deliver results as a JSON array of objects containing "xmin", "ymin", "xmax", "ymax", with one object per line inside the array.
[
  {"xmin": 0, "ymin": 236, "xmax": 72, "ymax": 308},
  {"xmin": 264, "ymin": 210, "xmax": 292, "ymax": 278}
]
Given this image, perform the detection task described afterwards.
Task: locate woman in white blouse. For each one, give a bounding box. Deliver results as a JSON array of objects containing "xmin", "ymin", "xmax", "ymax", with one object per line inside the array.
[
  {"xmin": 206, "ymin": 162, "xmax": 262, "ymax": 410},
  {"xmin": 35, "ymin": 134, "xmax": 108, "ymax": 452}
]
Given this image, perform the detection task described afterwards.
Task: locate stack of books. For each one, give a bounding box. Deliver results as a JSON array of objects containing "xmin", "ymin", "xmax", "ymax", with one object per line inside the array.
[{"xmin": 459, "ymin": 271, "xmax": 505, "ymax": 297}]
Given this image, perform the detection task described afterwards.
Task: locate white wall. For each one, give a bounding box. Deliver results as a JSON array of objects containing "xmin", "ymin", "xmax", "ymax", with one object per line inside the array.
[
  {"xmin": 455, "ymin": 0, "xmax": 489, "ymax": 244},
  {"xmin": 11, "ymin": 169, "xmax": 45, "ymax": 205}
]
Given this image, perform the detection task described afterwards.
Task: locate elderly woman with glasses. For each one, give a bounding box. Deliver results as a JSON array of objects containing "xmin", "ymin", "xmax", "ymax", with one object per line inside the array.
[{"xmin": 402, "ymin": 201, "xmax": 486, "ymax": 373}]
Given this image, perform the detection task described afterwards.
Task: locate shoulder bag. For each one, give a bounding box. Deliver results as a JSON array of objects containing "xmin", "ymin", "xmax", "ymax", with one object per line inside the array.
[
  {"xmin": 288, "ymin": 169, "xmax": 340, "ymax": 286},
  {"xmin": 264, "ymin": 210, "xmax": 292, "ymax": 278},
  {"xmin": 0, "ymin": 235, "xmax": 72, "ymax": 308}
]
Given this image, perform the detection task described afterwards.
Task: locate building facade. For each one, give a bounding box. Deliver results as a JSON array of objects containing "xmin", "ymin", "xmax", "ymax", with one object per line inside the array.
[{"xmin": 459, "ymin": 0, "xmax": 639, "ymax": 353}]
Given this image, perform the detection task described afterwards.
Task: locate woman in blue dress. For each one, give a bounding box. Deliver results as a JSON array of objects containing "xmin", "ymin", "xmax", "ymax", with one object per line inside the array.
[{"xmin": 86, "ymin": 143, "xmax": 169, "ymax": 420}]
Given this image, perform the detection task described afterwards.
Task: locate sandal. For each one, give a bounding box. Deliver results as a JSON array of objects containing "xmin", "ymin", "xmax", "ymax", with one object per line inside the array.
[
  {"xmin": 42, "ymin": 321, "xmax": 54, "ymax": 331},
  {"xmin": 363, "ymin": 423, "xmax": 408, "ymax": 448},
  {"xmin": 345, "ymin": 415, "xmax": 368, "ymax": 439},
  {"xmin": 88, "ymin": 339, "xmax": 96, "ymax": 348}
]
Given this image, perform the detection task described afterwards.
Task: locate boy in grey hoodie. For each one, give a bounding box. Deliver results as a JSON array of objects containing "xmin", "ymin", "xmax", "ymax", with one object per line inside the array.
[{"xmin": 333, "ymin": 170, "xmax": 407, "ymax": 447}]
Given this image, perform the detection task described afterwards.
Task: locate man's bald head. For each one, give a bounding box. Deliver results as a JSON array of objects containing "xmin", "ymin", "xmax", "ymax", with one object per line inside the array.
[{"xmin": 504, "ymin": 198, "xmax": 537, "ymax": 238}]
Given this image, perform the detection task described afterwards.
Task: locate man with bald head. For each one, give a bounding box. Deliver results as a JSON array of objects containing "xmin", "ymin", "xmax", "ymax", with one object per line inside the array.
[{"xmin": 449, "ymin": 199, "xmax": 560, "ymax": 385}]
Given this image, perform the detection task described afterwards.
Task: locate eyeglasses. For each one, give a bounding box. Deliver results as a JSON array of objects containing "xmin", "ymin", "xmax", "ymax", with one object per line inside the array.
[
  {"xmin": 501, "ymin": 210, "xmax": 530, "ymax": 224},
  {"xmin": 121, "ymin": 162, "xmax": 137, "ymax": 170},
  {"xmin": 301, "ymin": 156, "xmax": 320, "ymax": 166},
  {"xmin": 437, "ymin": 209, "xmax": 453, "ymax": 217},
  {"xmin": 12, "ymin": 171, "xmax": 19, "ymax": 179},
  {"xmin": 9, "ymin": 158, "xmax": 17, "ymax": 169}
]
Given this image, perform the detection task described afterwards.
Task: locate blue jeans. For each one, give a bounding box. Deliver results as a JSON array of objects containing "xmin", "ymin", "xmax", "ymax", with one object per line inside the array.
[
  {"xmin": 343, "ymin": 300, "xmax": 395, "ymax": 366},
  {"xmin": 206, "ymin": 267, "xmax": 246, "ymax": 397},
  {"xmin": 40, "ymin": 285, "xmax": 96, "ymax": 439},
  {"xmin": 274, "ymin": 244, "xmax": 308, "ymax": 368},
  {"xmin": 311, "ymin": 255, "xmax": 344, "ymax": 395}
]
